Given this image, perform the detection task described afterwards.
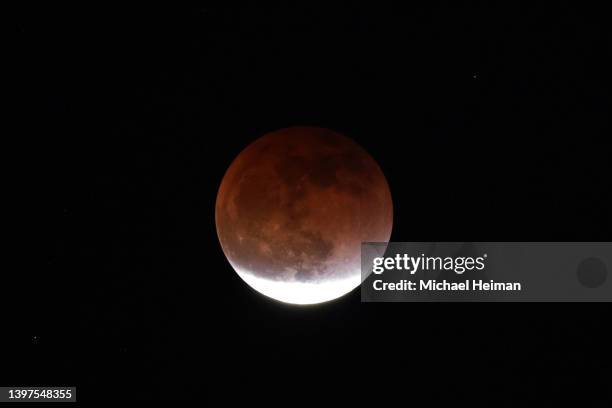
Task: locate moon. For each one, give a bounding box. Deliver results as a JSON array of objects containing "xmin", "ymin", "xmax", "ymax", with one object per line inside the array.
[{"xmin": 215, "ymin": 127, "xmax": 393, "ymax": 304}]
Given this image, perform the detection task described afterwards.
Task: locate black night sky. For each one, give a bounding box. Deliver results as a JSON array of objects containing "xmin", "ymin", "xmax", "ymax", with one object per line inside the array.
[{"xmin": 13, "ymin": 3, "xmax": 611, "ymax": 403}]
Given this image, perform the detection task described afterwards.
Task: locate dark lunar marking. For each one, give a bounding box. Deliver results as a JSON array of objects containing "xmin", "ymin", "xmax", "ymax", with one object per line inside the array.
[
  {"xmin": 299, "ymin": 230, "xmax": 333, "ymax": 260},
  {"xmin": 344, "ymin": 182, "xmax": 365, "ymax": 197},
  {"xmin": 235, "ymin": 174, "xmax": 279, "ymax": 221},
  {"xmin": 294, "ymin": 270, "xmax": 313, "ymax": 281},
  {"xmin": 275, "ymin": 155, "xmax": 308, "ymax": 185},
  {"xmin": 308, "ymin": 156, "xmax": 341, "ymax": 188},
  {"xmin": 577, "ymin": 257, "xmax": 607, "ymax": 288},
  {"xmin": 340, "ymin": 152, "xmax": 369, "ymax": 173}
]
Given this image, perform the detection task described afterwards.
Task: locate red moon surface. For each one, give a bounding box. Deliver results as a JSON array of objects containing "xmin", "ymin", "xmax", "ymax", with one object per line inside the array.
[{"xmin": 215, "ymin": 127, "xmax": 393, "ymax": 304}]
